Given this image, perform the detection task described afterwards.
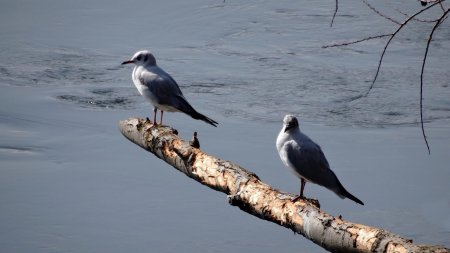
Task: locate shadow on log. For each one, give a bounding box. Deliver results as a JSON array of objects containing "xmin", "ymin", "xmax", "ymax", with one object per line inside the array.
[{"xmin": 119, "ymin": 117, "xmax": 449, "ymax": 253}]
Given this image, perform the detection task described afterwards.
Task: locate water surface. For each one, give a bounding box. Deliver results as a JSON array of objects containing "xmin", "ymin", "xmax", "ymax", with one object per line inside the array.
[{"xmin": 0, "ymin": 0, "xmax": 449, "ymax": 252}]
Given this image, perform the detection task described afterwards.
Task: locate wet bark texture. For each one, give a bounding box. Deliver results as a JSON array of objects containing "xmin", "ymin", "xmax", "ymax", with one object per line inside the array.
[{"xmin": 119, "ymin": 117, "xmax": 449, "ymax": 253}]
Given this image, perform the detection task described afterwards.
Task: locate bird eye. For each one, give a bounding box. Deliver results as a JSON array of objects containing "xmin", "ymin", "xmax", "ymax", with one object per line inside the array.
[{"xmin": 136, "ymin": 55, "xmax": 142, "ymax": 61}]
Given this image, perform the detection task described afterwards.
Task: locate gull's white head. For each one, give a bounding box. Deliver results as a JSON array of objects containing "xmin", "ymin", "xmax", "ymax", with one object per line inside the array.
[
  {"xmin": 122, "ymin": 50, "xmax": 156, "ymax": 66},
  {"xmin": 282, "ymin": 114, "xmax": 299, "ymax": 133}
]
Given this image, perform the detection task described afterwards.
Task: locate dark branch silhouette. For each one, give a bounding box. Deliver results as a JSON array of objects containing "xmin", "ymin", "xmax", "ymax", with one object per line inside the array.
[
  {"xmin": 325, "ymin": 0, "xmax": 448, "ymax": 154},
  {"xmin": 362, "ymin": 0, "xmax": 401, "ymax": 25},
  {"xmin": 439, "ymin": 0, "xmax": 446, "ymax": 10},
  {"xmin": 322, "ymin": 34, "xmax": 392, "ymax": 48},
  {"xmin": 420, "ymin": 7, "xmax": 450, "ymax": 154},
  {"xmin": 391, "ymin": 5, "xmax": 442, "ymax": 23},
  {"xmin": 330, "ymin": 0, "xmax": 338, "ymax": 27},
  {"xmin": 369, "ymin": 1, "xmax": 443, "ymax": 95}
]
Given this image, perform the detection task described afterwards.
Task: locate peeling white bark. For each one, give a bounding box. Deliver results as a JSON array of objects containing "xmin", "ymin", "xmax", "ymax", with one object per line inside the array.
[{"xmin": 119, "ymin": 117, "xmax": 449, "ymax": 253}]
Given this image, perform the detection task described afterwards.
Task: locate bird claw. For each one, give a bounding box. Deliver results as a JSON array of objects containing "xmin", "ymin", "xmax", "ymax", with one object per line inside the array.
[{"xmin": 291, "ymin": 195, "xmax": 304, "ymax": 202}]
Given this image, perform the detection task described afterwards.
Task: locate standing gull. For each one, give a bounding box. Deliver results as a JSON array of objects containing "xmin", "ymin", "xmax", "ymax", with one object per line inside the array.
[
  {"xmin": 122, "ymin": 50, "xmax": 218, "ymax": 127},
  {"xmin": 276, "ymin": 115, "xmax": 364, "ymax": 205}
]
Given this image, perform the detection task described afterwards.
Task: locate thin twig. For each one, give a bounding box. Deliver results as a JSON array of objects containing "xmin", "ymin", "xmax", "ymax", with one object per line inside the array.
[
  {"xmin": 417, "ymin": 0, "xmax": 446, "ymax": 8},
  {"xmin": 439, "ymin": 1, "xmax": 446, "ymax": 11},
  {"xmin": 367, "ymin": 1, "xmax": 443, "ymax": 96},
  {"xmin": 325, "ymin": 1, "xmax": 447, "ymax": 153},
  {"xmin": 322, "ymin": 34, "xmax": 392, "ymax": 48},
  {"xmin": 362, "ymin": 0, "xmax": 401, "ymax": 25},
  {"xmin": 331, "ymin": 0, "xmax": 338, "ymax": 27},
  {"xmin": 392, "ymin": 6, "xmax": 441, "ymax": 23},
  {"xmin": 419, "ymin": 7, "xmax": 450, "ymax": 154}
]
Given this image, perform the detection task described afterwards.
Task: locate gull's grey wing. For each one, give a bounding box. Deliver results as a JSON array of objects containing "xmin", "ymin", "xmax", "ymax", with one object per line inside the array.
[
  {"xmin": 284, "ymin": 140, "xmax": 342, "ymax": 194},
  {"xmin": 139, "ymin": 68, "xmax": 218, "ymax": 126},
  {"xmin": 139, "ymin": 69, "xmax": 193, "ymax": 110}
]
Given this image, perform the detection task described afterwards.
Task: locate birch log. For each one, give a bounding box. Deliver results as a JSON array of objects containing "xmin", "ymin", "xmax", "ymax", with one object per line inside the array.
[{"xmin": 119, "ymin": 117, "xmax": 449, "ymax": 253}]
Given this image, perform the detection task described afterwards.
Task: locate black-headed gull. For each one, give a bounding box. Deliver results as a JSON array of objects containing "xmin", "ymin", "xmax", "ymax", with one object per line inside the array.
[
  {"xmin": 276, "ymin": 115, "xmax": 363, "ymax": 205},
  {"xmin": 122, "ymin": 50, "xmax": 218, "ymax": 127}
]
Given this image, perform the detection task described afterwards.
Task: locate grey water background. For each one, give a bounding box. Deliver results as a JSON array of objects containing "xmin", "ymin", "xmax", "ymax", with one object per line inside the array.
[{"xmin": 0, "ymin": 0, "xmax": 449, "ymax": 252}]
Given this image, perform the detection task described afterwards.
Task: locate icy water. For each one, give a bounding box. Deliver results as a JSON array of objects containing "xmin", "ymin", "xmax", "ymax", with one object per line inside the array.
[{"xmin": 1, "ymin": 0, "xmax": 449, "ymax": 252}]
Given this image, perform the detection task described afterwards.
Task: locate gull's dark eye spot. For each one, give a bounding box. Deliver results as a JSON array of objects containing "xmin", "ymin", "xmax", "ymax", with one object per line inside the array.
[{"xmin": 136, "ymin": 55, "xmax": 142, "ymax": 61}]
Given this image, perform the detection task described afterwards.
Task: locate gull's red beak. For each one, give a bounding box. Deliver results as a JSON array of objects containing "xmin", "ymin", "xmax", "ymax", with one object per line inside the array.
[{"xmin": 121, "ymin": 60, "xmax": 134, "ymax": 65}]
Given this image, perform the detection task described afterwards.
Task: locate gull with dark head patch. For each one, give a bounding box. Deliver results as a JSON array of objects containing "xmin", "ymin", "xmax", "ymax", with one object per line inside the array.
[
  {"xmin": 122, "ymin": 50, "xmax": 218, "ymax": 127},
  {"xmin": 276, "ymin": 115, "xmax": 364, "ymax": 205}
]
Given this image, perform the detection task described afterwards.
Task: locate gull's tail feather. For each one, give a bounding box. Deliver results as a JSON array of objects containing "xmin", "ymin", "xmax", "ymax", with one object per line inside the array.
[
  {"xmin": 342, "ymin": 188, "xmax": 364, "ymax": 205},
  {"xmin": 174, "ymin": 96, "xmax": 218, "ymax": 127},
  {"xmin": 190, "ymin": 111, "xmax": 218, "ymax": 127},
  {"xmin": 337, "ymin": 181, "xmax": 364, "ymax": 205}
]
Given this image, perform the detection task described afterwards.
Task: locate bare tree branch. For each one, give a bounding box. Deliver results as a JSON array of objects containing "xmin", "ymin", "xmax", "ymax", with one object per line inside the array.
[
  {"xmin": 322, "ymin": 34, "xmax": 392, "ymax": 48},
  {"xmin": 325, "ymin": 1, "xmax": 448, "ymax": 153},
  {"xmin": 330, "ymin": 0, "xmax": 338, "ymax": 27},
  {"xmin": 367, "ymin": 1, "xmax": 443, "ymax": 96},
  {"xmin": 439, "ymin": 1, "xmax": 446, "ymax": 11},
  {"xmin": 420, "ymin": 7, "xmax": 450, "ymax": 154},
  {"xmin": 418, "ymin": 0, "xmax": 446, "ymax": 8},
  {"xmin": 324, "ymin": 2, "xmax": 444, "ymax": 94},
  {"xmin": 391, "ymin": 6, "xmax": 442, "ymax": 23},
  {"xmin": 362, "ymin": 0, "xmax": 401, "ymax": 25}
]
